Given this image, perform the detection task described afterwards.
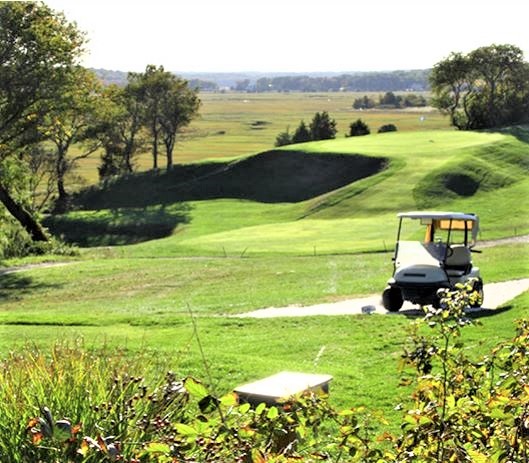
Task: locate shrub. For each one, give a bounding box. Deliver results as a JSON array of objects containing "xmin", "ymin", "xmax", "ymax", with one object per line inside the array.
[
  {"xmin": 378, "ymin": 124, "xmax": 398, "ymax": 133},
  {"xmin": 274, "ymin": 128, "xmax": 293, "ymax": 147},
  {"xmin": 347, "ymin": 118, "xmax": 370, "ymax": 137}
]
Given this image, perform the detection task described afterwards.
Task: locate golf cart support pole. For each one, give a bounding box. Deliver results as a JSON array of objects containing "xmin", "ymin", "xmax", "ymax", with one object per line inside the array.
[{"xmin": 393, "ymin": 217, "xmax": 403, "ymax": 273}]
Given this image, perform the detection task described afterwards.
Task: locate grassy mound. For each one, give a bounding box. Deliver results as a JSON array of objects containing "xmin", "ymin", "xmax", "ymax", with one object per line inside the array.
[
  {"xmin": 71, "ymin": 150, "xmax": 386, "ymax": 209},
  {"xmin": 45, "ymin": 127, "xmax": 529, "ymax": 252}
]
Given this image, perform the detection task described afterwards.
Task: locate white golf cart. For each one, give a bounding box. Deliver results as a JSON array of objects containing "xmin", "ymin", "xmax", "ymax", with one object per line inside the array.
[{"xmin": 382, "ymin": 211, "xmax": 483, "ymax": 312}]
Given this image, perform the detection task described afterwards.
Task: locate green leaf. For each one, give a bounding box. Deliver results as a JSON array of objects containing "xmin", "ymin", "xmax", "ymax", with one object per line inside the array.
[
  {"xmin": 220, "ymin": 392, "xmax": 238, "ymax": 407},
  {"xmin": 144, "ymin": 442, "xmax": 171, "ymax": 454},
  {"xmin": 238, "ymin": 402, "xmax": 251, "ymax": 414},
  {"xmin": 184, "ymin": 377, "xmax": 209, "ymax": 400},
  {"xmin": 267, "ymin": 406, "xmax": 279, "ymax": 419},
  {"xmin": 174, "ymin": 423, "xmax": 198, "ymax": 437},
  {"xmin": 255, "ymin": 402, "xmax": 266, "ymax": 415}
]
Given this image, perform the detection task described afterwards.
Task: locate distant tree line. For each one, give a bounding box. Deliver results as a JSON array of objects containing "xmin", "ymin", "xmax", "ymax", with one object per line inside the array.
[
  {"xmin": 95, "ymin": 70, "xmax": 431, "ymax": 94},
  {"xmin": 237, "ymin": 70, "xmax": 430, "ymax": 93},
  {"xmin": 94, "ymin": 68, "xmax": 219, "ymax": 92},
  {"xmin": 0, "ymin": 2, "xmax": 200, "ymax": 245},
  {"xmin": 353, "ymin": 92, "xmax": 428, "ymax": 109}
]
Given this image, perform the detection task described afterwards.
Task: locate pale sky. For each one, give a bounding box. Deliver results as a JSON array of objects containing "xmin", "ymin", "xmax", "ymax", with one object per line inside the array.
[{"xmin": 44, "ymin": 0, "xmax": 529, "ymax": 74}]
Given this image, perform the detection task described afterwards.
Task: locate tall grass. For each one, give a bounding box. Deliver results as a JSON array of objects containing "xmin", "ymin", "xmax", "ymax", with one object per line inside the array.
[{"xmin": 0, "ymin": 341, "xmax": 189, "ymax": 462}]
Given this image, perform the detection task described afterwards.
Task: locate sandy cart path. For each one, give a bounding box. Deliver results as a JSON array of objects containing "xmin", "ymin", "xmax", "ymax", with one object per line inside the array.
[{"xmin": 236, "ymin": 279, "xmax": 529, "ymax": 318}]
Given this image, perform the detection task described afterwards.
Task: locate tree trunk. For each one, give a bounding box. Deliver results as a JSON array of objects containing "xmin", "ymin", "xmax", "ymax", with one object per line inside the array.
[
  {"xmin": 0, "ymin": 183, "xmax": 48, "ymax": 242},
  {"xmin": 165, "ymin": 136, "xmax": 175, "ymax": 171},
  {"xmin": 151, "ymin": 124, "xmax": 159, "ymax": 170}
]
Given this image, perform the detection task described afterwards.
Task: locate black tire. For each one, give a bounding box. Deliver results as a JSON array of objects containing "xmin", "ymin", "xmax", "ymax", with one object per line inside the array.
[
  {"xmin": 470, "ymin": 279, "xmax": 484, "ymax": 308},
  {"xmin": 382, "ymin": 286, "xmax": 403, "ymax": 312}
]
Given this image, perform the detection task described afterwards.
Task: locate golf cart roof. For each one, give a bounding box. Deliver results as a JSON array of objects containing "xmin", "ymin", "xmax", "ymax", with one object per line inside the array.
[{"xmin": 397, "ymin": 211, "xmax": 478, "ymax": 222}]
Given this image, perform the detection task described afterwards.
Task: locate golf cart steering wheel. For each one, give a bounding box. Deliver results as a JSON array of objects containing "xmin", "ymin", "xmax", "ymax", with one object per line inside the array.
[{"xmin": 446, "ymin": 246, "xmax": 454, "ymax": 258}]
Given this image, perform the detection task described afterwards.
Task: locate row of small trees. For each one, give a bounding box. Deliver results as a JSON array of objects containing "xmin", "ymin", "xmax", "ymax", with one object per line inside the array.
[
  {"xmin": 274, "ymin": 111, "xmax": 337, "ymax": 146},
  {"xmin": 275, "ymin": 113, "xmax": 397, "ymax": 146},
  {"xmin": 0, "ymin": 2, "xmax": 200, "ymax": 242}
]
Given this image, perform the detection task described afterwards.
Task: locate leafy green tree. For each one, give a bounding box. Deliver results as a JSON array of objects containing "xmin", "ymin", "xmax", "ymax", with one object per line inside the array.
[
  {"xmin": 96, "ymin": 82, "xmax": 147, "ymax": 181},
  {"xmin": 352, "ymin": 95, "xmax": 376, "ymax": 109},
  {"xmin": 347, "ymin": 118, "xmax": 370, "ymax": 136},
  {"xmin": 0, "ymin": 2, "xmax": 85, "ymax": 241},
  {"xmin": 431, "ymin": 44, "xmax": 529, "ymax": 129},
  {"xmin": 129, "ymin": 65, "xmax": 167, "ymax": 170},
  {"xmin": 158, "ymin": 77, "xmax": 200, "ymax": 170},
  {"xmin": 402, "ymin": 94, "xmax": 427, "ymax": 107},
  {"xmin": 40, "ymin": 67, "xmax": 103, "ymax": 210},
  {"xmin": 131, "ymin": 65, "xmax": 200, "ymax": 171},
  {"xmin": 292, "ymin": 120, "xmax": 311, "ymax": 143},
  {"xmin": 379, "ymin": 91, "xmax": 402, "ymax": 108},
  {"xmin": 309, "ymin": 111, "xmax": 337, "ymax": 140}
]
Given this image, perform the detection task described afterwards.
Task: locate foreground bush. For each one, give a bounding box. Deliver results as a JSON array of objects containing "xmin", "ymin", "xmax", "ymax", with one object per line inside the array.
[{"xmin": 1, "ymin": 283, "xmax": 529, "ymax": 461}]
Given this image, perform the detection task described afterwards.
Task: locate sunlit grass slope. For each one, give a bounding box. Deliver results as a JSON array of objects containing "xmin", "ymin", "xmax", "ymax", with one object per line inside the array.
[{"xmin": 47, "ymin": 127, "xmax": 529, "ymax": 257}]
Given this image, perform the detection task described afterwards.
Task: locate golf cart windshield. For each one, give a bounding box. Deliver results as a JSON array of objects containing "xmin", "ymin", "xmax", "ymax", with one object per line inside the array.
[{"xmin": 398, "ymin": 212, "xmax": 479, "ymax": 246}]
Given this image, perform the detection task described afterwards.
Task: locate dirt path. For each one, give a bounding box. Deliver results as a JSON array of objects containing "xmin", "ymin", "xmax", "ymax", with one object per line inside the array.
[
  {"xmin": 236, "ymin": 279, "xmax": 529, "ymax": 318},
  {"xmin": 478, "ymin": 234, "xmax": 529, "ymax": 248},
  {"xmin": 0, "ymin": 261, "xmax": 76, "ymax": 276}
]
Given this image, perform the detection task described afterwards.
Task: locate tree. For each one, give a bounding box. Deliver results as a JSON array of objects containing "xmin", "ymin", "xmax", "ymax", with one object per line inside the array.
[
  {"xmin": 292, "ymin": 120, "xmax": 311, "ymax": 144},
  {"xmin": 158, "ymin": 78, "xmax": 200, "ymax": 170},
  {"xmin": 430, "ymin": 44, "xmax": 529, "ymax": 129},
  {"xmin": 352, "ymin": 95, "xmax": 376, "ymax": 109},
  {"xmin": 0, "ymin": 2, "xmax": 85, "ymax": 241},
  {"xmin": 40, "ymin": 67, "xmax": 104, "ymax": 210},
  {"xmin": 132, "ymin": 65, "xmax": 200, "ymax": 171},
  {"xmin": 347, "ymin": 119, "xmax": 370, "ymax": 137},
  {"xmin": 309, "ymin": 111, "xmax": 337, "ymax": 140},
  {"xmin": 129, "ymin": 65, "xmax": 168, "ymax": 170},
  {"xmin": 379, "ymin": 91, "xmax": 401, "ymax": 108},
  {"xmin": 96, "ymin": 82, "xmax": 147, "ymax": 181}
]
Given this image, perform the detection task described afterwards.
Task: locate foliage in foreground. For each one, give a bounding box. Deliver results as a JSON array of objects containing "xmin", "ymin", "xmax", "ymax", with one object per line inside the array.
[{"xmin": 1, "ymin": 284, "xmax": 529, "ymax": 462}]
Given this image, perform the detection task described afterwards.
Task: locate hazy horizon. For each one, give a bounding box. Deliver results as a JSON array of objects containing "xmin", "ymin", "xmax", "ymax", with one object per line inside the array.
[{"xmin": 44, "ymin": 0, "xmax": 529, "ymax": 74}]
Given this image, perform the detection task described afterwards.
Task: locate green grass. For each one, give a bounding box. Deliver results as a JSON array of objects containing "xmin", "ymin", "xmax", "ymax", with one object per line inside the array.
[
  {"xmin": 47, "ymin": 128, "xmax": 529, "ymax": 257},
  {"xmin": 0, "ymin": 243, "xmax": 526, "ymax": 326},
  {"xmin": 1, "ymin": 95, "xmax": 528, "ymax": 438},
  {"xmin": 1, "ymin": 288, "xmax": 527, "ymax": 421}
]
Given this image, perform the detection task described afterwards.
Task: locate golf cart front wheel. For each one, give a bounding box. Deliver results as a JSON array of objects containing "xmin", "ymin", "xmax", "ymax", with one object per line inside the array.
[{"xmin": 382, "ymin": 286, "xmax": 403, "ymax": 312}]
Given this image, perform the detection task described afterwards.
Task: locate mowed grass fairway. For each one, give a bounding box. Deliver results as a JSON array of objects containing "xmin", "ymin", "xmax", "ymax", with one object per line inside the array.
[{"xmin": 1, "ymin": 105, "xmax": 528, "ymax": 421}]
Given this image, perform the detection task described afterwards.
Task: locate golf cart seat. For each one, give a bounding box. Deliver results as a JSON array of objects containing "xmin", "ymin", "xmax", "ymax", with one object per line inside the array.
[{"xmin": 444, "ymin": 244, "xmax": 472, "ymax": 276}]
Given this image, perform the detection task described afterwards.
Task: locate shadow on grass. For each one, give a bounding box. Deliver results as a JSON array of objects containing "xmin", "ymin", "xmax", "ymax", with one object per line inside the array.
[
  {"xmin": 399, "ymin": 304, "xmax": 513, "ymax": 319},
  {"xmin": 44, "ymin": 203, "xmax": 191, "ymax": 247},
  {"xmin": 71, "ymin": 151, "xmax": 387, "ymax": 209},
  {"xmin": 0, "ymin": 273, "xmax": 62, "ymax": 301},
  {"xmin": 506, "ymin": 125, "xmax": 529, "ymax": 144}
]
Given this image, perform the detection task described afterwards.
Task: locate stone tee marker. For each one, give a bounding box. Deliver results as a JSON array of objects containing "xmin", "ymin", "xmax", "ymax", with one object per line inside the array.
[{"xmin": 234, "ymin": 371, "xmax": 333, "ymax": 406}]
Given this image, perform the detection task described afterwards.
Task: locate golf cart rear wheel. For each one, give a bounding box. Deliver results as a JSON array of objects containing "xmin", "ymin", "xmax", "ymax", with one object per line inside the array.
[
  {"xmin": 470, "ymin": 279, "xmax": 484, "ymax": 308},
  {"xmin": 382, "ymin": 286, "xmax": 403, "ymax": 312}
]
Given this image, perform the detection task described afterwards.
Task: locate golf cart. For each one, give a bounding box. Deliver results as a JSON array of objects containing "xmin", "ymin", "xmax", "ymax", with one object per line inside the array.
[{"xmin": 382, "ymin": 211, "xmax": 483, "ymax": 312}]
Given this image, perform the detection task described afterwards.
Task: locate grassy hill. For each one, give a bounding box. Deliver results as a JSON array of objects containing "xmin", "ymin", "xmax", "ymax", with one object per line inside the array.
[{"xmin": 45, "ymin": 127, "xmax": 529, "ymax": 255}]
